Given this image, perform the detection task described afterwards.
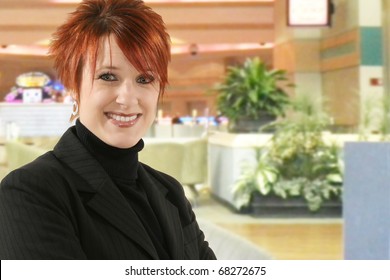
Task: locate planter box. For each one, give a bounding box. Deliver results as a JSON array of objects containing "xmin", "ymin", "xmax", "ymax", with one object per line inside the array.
[
  {"xmin": 208, "ymin": 132, "xmax": 272, "ymax": 209},
  {"xmin": 233, "ymin": 115, "xmax": 276, "ymax": 133},
  {"xmin": 248, "ymin": 193, "xmax": 342, "ymax": 218},
  {"xmin": 208, "ymin": 132, "xmax": 344, "ymax": 218}
]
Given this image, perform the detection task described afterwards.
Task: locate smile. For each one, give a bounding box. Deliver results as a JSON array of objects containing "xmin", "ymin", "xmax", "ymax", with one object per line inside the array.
[{"xmin": 106, "ymin": 112, "xmax": 140, "ymax": 127}]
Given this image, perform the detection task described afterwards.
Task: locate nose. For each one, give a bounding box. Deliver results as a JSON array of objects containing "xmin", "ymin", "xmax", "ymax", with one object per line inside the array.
[{"xmin": 116, "ymin": 81, "xmax": 138, "ymax": 107}]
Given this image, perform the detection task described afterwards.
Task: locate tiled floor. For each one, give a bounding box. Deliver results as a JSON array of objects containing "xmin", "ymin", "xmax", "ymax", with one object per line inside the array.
[{"xmin": 193, "ymin": 190, "xmax": 343, "ymax": 260}]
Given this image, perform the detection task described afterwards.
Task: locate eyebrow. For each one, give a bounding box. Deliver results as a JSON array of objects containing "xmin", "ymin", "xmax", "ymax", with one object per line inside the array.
[
  {"xmin": 95, "ymin": 65, "xmax": 156, "ymax": 75},
  {"xmin": 96, "ymin": 65, "xmax": 120, "ymax": 71}
]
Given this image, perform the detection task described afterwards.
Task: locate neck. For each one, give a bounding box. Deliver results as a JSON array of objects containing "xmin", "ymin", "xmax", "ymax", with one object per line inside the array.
[{"xmin": 75, "ymin": 119, "xmax": 144, "ymax": 182}]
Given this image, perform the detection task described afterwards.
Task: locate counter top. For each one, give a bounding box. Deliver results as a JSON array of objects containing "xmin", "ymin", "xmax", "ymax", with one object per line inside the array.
[
  {"xmin": 208, "ymin": 131, "xmax": 273, "ymax": 148},
  {"xmin": 208, "ymin": 131, "xmax": 382, "ymax": 148},
  {"xmin": 0, "ymin": 102, "xmax": 73, "ymax": 137}
]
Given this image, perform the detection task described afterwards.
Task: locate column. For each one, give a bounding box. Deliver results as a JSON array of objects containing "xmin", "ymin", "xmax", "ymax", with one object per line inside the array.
[{"xmin": 273, "ymin": 0, "xmax": 384, "ymax": 132}]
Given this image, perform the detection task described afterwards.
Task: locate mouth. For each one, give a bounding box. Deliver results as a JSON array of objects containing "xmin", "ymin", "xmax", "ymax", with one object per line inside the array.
[{"xmin": 105, "ymin": 112, "xmax": 141, "ymax": 127}]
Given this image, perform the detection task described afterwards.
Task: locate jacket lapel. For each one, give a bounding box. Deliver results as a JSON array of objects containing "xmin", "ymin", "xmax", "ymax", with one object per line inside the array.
[
  {"xmin": 53, "ymin": 127, "xmax": 158, "ymax": 259},
  {"xmin": 137, "ymin": 164, "xmax": 185, "ymax": 259}
]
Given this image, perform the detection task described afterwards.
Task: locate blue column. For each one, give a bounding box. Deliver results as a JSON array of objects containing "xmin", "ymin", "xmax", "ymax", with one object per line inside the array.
[{"xmin": 344, "ymin": 142, "xmax": 390, "ymax": 259}]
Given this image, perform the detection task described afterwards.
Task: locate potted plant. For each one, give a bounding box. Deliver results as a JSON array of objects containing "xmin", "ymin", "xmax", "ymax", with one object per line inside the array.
[
  {"xmin": 214, "ymin": 57, "xmax": 292, "ymax": 133},
  {"xmin": 232, "ymin": 94, "xmax": 343, "ymax": 216}
]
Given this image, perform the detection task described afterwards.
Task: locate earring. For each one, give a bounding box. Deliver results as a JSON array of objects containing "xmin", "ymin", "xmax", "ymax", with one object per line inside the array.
[{"xmin": 72, "ymin": 101, "xmax": 79, "ymax": 116}]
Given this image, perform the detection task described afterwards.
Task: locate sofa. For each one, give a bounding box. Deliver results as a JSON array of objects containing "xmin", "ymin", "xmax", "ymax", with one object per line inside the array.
[
  {"xmin": 4, "ymin": 138, "xmax": 58, "ymax": 172},
  {"xmin": 3, "ymin": 137, "xmax": 208, "ymax": 193}
]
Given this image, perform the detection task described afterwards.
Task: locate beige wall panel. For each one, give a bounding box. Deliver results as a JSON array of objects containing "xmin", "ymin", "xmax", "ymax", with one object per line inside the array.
[
  {"xmin": 0, "ymin": 55, "xmax": 54, "ymax": 98},
  {"xmin": 161, "ymin": 92, "xmax": 217, "ymax": 117},
  {"xmin": 0, "ymin": 8, "xmax": 72, "ymax": 27},
  {"xmin": 320, "ymin": 29, "xmax": 360, "ymax": 71},
  {"xmin": 0, "ymin": 4, "xmax": 272, "ymax": 28},
  {"xmin": 169, "ymin": 29, "xmax": 274, "ymax": 44},
  {"xmin": 322, "ymin": 67, "xmax": 360, "ymax": 126},
  {"xmin": 320, "ymin": 29, "xmax": 359, "ymax": 50},
  {"xmin": 0, "ymin": 30, "xmax": 56, "ymax": 45},
  {"xmin": 155, "ymin": 5, "xmax": 273, "ymax": 25},
  {"xmin": 294, "ymin": 40, "xmax": 320, "ymax": 72},
  {"xmin": 321, "ymin": 53, "xmax": 360, "ymax": 72},
  {"xmin": 273, "ymin": 41, "xmax": 296, "ymax": 72},
  {"xmin": 273, "ymin": 40, "xmax": 320, "ymax": 72},
  {"xmin": 322, "ymin": 0, "xmax": 359, "ymax": 38},
  {"xmin": 169, "ymin": 60, "xmax": 224, "ymax": 80},
  {"xmin": 0, "ymin": 2, "xmax": 275, "ymax": 47},
  {"xmin": 0, "ymin": 28, "xmax": 271, "ymax": 46},
  {"xmin": 273, "ymin": 0, "xmax": 294, "ymax": 44}
]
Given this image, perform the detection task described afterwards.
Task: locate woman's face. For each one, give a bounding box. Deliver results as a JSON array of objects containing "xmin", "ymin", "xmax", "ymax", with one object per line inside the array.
[{"xmin": 78, "ymin": 35, "xmax": 159, "ymax": 148}]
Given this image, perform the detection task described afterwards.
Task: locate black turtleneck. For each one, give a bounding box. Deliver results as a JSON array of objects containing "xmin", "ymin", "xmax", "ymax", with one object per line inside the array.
[
  {"xmin": 75, "ymin": 119, "xmax": 142, "ymax": 184},
  {"xmin": 75, "ymin": 119, "xmax": 170, "ymax": 259}
]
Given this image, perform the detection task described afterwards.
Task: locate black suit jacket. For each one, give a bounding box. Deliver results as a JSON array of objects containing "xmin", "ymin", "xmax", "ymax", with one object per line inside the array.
[{"xmin": 0, "ymin": 127, "xmax": 216, "ymax": 260}]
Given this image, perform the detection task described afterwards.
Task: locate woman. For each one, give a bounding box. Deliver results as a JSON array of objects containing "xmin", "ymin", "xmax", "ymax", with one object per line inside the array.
[{"xmin": 0, "ymin": 0, "xmax": 216, "ymax": 260}]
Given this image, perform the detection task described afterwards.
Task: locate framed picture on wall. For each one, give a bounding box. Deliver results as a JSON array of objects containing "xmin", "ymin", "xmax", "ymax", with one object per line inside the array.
[{"xmin": 287, "ymin": 0, "xmax": 333, "ymax": 27}]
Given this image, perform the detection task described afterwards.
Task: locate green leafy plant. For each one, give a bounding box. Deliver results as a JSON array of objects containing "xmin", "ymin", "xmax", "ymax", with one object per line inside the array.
[
  {"xmin": 378, "ymin": 93, "xmax": 390, "ymax": 141},
  {"xmin": 233, "ymin": 94, "xmax": 343, "ymax": 211},
  {"xmin": 358, "ymin": 91, "xmax": 384, "ymax": 140},
  {"xmin": 232, "ymin": 148, "xmax": 279, "ymax": 210},
  {"xmin": 215, "ymin": 57, "xmax": 292, "ymax": 131}
]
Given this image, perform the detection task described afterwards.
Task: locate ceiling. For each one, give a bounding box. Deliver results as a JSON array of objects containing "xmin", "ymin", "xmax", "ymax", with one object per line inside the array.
[{"xmin": 0, "ymin": 0, "xmax": 275, "ymax": 59}]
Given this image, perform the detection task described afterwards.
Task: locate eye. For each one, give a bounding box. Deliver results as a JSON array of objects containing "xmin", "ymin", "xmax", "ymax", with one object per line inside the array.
[
  {"xmin": 136, "ymin": 74, "xmax": 155, "ymax": 84},
  {"xmin": 98, "ymin": 72, "xmax": 118, "ymax": 82}
]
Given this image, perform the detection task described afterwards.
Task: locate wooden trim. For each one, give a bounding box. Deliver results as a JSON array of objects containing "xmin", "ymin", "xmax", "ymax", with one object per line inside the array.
[
  {"xmin": 321, "ymin": 53, "xmax": 360, "ymax": 72},
  {"xmin": 0, "ymin": 25, "xmax": 57, "ymax": 31},
  {"xmin": 149, "ymin": 1, "xmax": 274, "ymax": 8},
  {"xmin": 0, "ymin": 1, "xmax": 274, "ymax": 9},
  {"xmin": 320, "ymin": 29, "xmax": 360, "ymax": 50},
  {"xmin": 167, "ymin": 23, "xmax": 273, "ymax": 30},
  {"xmin": 163, "ymin": 91, "xmax": 217, "ymax": 98}
]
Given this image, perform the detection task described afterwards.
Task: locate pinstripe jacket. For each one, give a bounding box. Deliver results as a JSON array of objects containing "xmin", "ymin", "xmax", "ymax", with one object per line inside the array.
[{"xmin": 0, "ymin": 127, "xmax": 216, "ymax": 260}]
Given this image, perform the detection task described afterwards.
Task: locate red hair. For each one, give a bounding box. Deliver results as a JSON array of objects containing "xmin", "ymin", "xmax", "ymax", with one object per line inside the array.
[{"xmin": 49, "ymin": 0, "xmax": 171, "ymax": 100}]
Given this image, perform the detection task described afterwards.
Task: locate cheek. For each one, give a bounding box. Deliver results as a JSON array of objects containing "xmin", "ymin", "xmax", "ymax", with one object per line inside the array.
[
  {"xmin": 86, "ymin": 90, "xmax": 112, "ymax": 108},
  {"xmin": 143, "ymin": 89, "xmax": 159, "ymax": 109}
]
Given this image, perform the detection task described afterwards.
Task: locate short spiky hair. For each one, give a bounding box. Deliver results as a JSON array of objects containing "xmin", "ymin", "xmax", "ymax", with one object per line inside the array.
[{"xmin": 49, "ymin": 0, "xmax": 171, "ymax": 99}]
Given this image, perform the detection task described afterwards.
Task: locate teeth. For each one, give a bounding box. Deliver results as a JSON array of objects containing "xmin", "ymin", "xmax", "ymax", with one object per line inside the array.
[{"xmin": 108, "ymin": 113, "xmax": 137, "ymax": 122}]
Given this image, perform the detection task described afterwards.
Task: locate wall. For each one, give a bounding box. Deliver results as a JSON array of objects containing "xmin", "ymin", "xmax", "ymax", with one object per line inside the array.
[
  {"xmin": 320, "ymin": 0, "xmax": 383, "ymax": 129},
  {"xmin": 0, "ymin": 1, "xmax": 275, "ymax": 119},
  {"xmin": 273, "ymin": 0, "xmax": 323, "ymax": 106},
  {"xmin": 0, "ymin": 54, "xmax": 55, "ymax": 99},
  {"xmin": 0, "ymin": 50, "xmax": 272, "ymax": 118}
]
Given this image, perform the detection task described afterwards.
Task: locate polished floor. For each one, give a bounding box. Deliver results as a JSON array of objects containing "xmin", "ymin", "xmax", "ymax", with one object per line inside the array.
[{"xmin": 193, "ymin": 190, "xmax": 343, "ymax": 260}]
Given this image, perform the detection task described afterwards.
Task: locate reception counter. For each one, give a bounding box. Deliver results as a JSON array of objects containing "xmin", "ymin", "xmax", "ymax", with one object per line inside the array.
[
  {"xmin": 208, "ymin": 132, "xmax": 273, "ymax": 209},
  {"xmin": 0, "ymin": 102, "xmax": 73, "ymax": 138}
]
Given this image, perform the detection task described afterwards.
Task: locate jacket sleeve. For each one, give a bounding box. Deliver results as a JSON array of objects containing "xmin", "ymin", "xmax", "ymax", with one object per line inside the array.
[
  {"xmin": 160, "ymin": 171, "xmax": 217, "ymax": 260},
  {"xmin": 0, "ymin": 167, "xmax": 87, "ymax": 260},
  {"xmin": 185, "ymin": 199, "xmax": 217, "ymax": 260}
]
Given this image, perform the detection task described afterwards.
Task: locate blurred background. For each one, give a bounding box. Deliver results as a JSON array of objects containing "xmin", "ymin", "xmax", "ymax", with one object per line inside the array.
[{"xmin": 0, "ymin": 0, "xmax": 389, "ymax": 260}]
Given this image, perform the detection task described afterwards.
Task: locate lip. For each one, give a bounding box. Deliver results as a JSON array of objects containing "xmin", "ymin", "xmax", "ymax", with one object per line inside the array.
[{"xmin": 105, "ymin": 112, "xmax": 141, "ymax": 127}]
